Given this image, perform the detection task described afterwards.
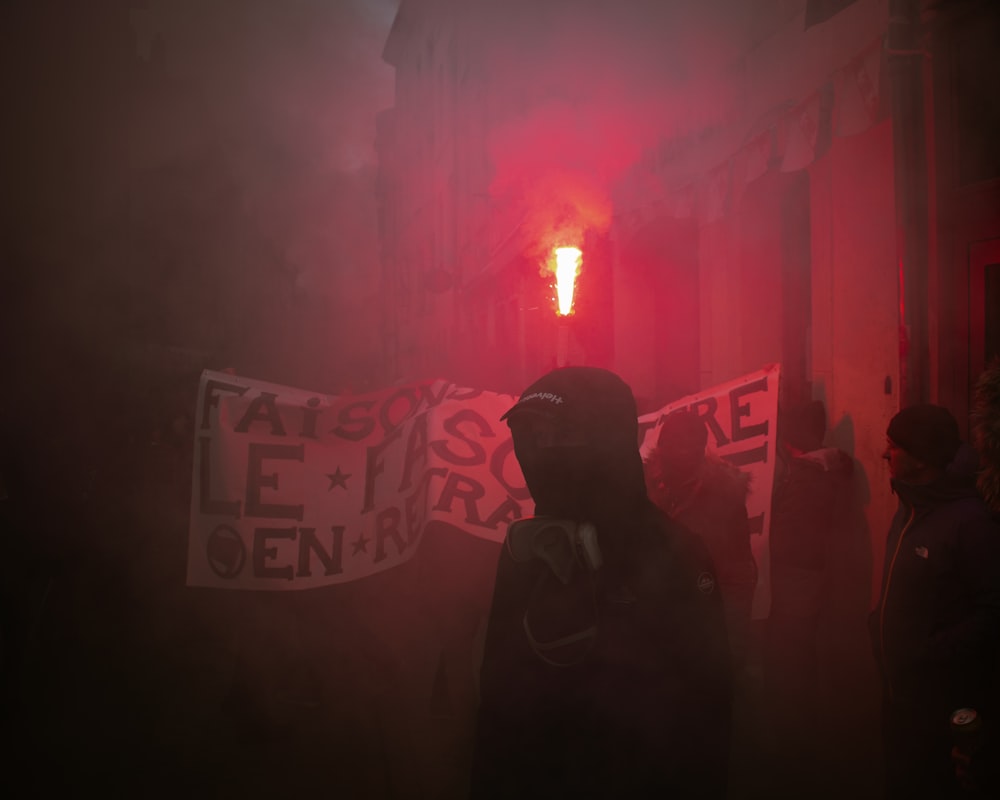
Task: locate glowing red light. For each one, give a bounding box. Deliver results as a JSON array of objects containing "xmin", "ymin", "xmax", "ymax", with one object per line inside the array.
[{"xmin": 553, "ymin": 246, "xmax": 581, "ymax": 316}]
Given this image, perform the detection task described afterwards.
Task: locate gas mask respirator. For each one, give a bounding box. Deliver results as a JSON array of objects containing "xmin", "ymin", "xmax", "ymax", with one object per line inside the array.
[
  {"xmin": 505, "ymin": 516, "xmax": 603, "ymax": 667},
  {"xmin": 505, "ymin": 517, "xmax": 603, "ymax": 583},
  {"xmin": 506, "ymin": 413, "xmax": 605, "ymax": 580}
]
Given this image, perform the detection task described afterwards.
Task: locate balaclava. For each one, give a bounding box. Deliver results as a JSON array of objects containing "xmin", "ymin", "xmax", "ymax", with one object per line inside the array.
[
  {"xmin": 653, "ymin": 410, "xmax": 709, "ymax": 485},
  {"xmin": 501, "ymin": 367, "xmax": 646, "ymax": 525},
  {"xmin": 780, "ymin": 400, "xmax": 827, "ymax": 453}
]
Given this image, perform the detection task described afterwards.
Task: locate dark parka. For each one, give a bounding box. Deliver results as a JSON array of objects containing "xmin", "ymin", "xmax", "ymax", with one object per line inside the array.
[
  {"xmin": 645, "ymin": 452, "xmax": 755, "ymax": 589},
  {"xmin": 871, "ymin": 453, "xmax": 1000, "ymax": 722},
  {"xmin": 645, "ymin": 452, "xmax": 757, "ymax": 667},
  {"xmin": 470, "ymin": 367, "xmax": 733, "ymax": 799},
  {"xmin": 970, "ymin": 359, "xmax": 1000, "ymax": 793}
]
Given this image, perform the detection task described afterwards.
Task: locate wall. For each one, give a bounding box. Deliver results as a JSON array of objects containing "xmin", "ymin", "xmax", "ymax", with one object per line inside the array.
[{"xmin": 809, "ymin": 118, "xmax": 898, "ymax": 603}]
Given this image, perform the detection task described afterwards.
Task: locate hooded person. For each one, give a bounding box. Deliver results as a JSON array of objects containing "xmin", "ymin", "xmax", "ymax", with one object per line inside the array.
[
  {"xmin": 872, "ymin": 403, "xmax": 1000, "ymax": 800},
  {"xmin": 768, "ymin": 400, "xmax": 859, "ymax": 583},
  {"xmin": 469, "ymin": 367, "xmax": 733, "ymax": 799},
  {"xmin": 644, "ymin": 410, "xmax": 756, "ymax": 670},
  {"xmin": 762, "ymin": 400, "xmax": 866, "ymax": 795}
]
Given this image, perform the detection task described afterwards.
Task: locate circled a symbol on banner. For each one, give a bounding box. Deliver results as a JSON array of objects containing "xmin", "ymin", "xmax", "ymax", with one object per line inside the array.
[
  {"xmin": 697, "ymin": 571, "xmax": 716, "ymax": 594},
  {"xmin": 206, "ymin": 525, "xmax": 246, "ymax": 579}
]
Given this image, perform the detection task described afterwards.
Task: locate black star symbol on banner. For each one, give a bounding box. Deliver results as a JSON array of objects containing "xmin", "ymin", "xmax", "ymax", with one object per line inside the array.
[
  {"xmin": 326, "ymin": 467, "xmax": 351, "ymax": 491},
  {"xmin": 352, "ymin": 534, "xmax": 370, "ymax": 556}
]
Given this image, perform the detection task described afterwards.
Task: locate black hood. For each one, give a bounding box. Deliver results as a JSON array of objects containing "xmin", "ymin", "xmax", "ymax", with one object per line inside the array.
[{"xmin": 502, "ymin": 367, "xmax": 647, "ymax": 524}]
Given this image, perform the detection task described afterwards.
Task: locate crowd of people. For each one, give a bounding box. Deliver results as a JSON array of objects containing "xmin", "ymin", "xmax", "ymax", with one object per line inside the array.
[
  {"xmin": 3, "ymin": 356, "xmax": 999, "ymax": 797},
  {"xmin": 475, "ymin": 362, "xmax": 1000, "ymax": 799}
]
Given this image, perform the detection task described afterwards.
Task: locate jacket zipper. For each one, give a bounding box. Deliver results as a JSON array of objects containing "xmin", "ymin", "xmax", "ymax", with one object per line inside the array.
[{"xmin": 878, "ymin": 506, "xmax": 916, "ymax": 702}]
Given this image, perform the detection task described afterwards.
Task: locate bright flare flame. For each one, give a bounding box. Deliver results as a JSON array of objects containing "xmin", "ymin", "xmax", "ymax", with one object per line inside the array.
[{"xmin": 554, "ymin": 246, "xmax": 581, "ymax": 316}]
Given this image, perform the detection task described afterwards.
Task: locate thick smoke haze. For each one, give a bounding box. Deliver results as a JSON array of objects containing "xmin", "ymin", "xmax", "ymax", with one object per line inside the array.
[
  {"xmin": 1, "ymin": 0, "xmax": 397, "ymax": 398},
  {"xmin": 481, "ymin": 0, "xmax": 761, "ymax": 260},
  {"xmin": 125, "ymin": 0, "xmax": 395, "ymax": 172},
  {"xmin": 0, "ymin": 2, "xmax": 904, "ymax": 798}
]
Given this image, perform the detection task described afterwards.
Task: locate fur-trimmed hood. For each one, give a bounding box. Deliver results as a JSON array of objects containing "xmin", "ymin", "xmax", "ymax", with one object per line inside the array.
[
  {"xmin": 972, "ymin": 358, "xmax": 1000, "ymax": 514},
  {"xmin": 644, "ymin": 449, "xmax": 751, "ymax": 503}
]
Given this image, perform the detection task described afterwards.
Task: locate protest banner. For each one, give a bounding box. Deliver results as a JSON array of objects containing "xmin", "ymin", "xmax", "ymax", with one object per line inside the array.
[
  {"xmin": 189, "ymin": 364, "xmax": 779, "ymax": 614},
  {"xmin": 188, "ymin": 372, "xmax": 523, "ymax": 590}
]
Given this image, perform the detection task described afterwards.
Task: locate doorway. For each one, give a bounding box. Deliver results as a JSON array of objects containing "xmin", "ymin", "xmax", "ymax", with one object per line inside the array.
[{"xmin": 969, "ymin": 237, "xmax": 1000, "ymax": 386}]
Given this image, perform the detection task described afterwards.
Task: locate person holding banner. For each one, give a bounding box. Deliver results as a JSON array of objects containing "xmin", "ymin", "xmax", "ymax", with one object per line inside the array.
[
  {"xmin": 643, "ymin": 410, "xmax": 757, "ymax": 672},
  {"xmin": 764, "ymin": 399, "xmax": 861, "ymax": 795},
  {"xmin": 470, "ymin": 366, "xmax": 732, "ymax": 799}
]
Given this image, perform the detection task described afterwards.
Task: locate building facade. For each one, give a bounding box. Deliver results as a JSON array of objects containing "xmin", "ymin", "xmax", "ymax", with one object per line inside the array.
[{"xmin": 376, "ymin": 0, "xmax": 1000, "ymax": 596}]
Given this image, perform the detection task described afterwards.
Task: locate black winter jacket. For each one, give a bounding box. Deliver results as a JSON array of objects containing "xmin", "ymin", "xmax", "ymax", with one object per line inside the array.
[
  {"xmin": 471, "ymin": 368, "xmax": 732, "ymax": 799},
  {"xmin": 471, "ymin": 502, "xmax": 733, "ymax": 799},
  {"xmin": 770, "ymin": 446, "xmax": 854, "ymax": 571},
  {"xmin": 871, "ymin": 460, "xmax": 1000, "ymax": 719}
]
